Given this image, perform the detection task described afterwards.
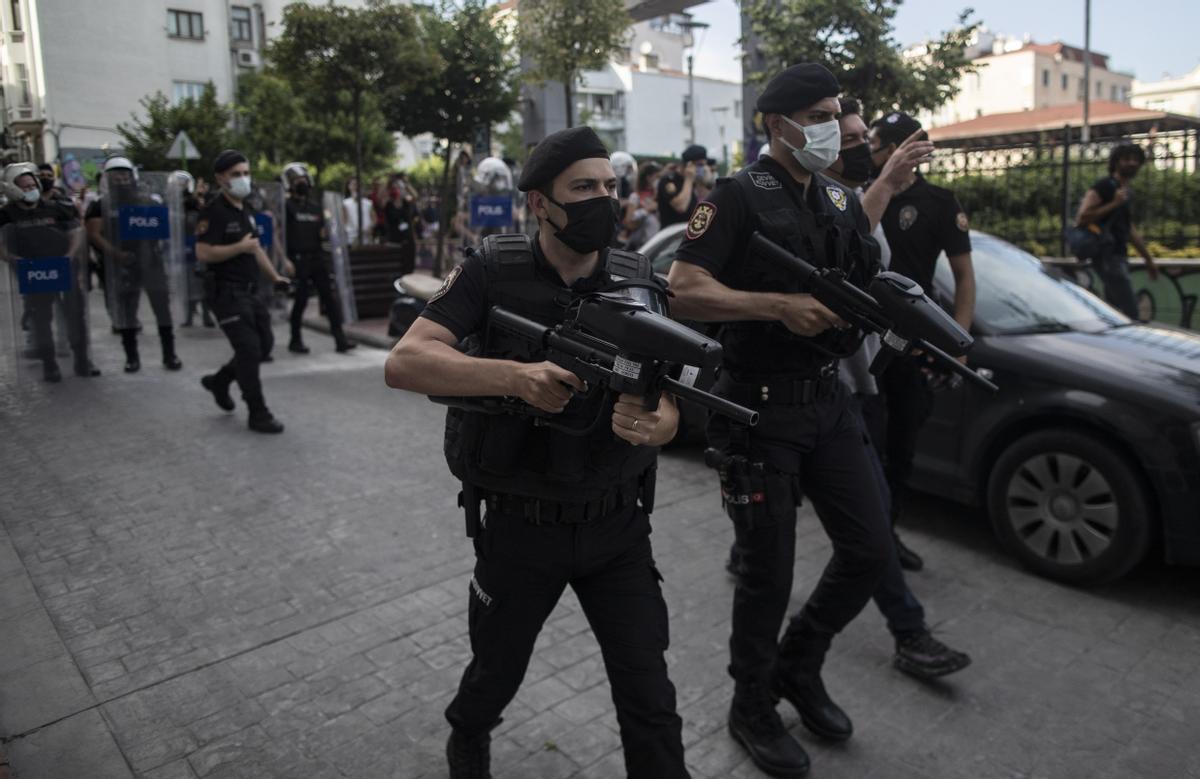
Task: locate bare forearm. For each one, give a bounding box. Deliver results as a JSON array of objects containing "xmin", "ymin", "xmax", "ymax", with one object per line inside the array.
[
  {"xmin": 859, "ymin": 181, "xmax": 894, "ymax": 232},
  {"xmin": 385, "ymin": 338, "xmax": 518, "ymax": 396},
  {"xmin": 670, "ymin": 181, "xmax": 694, "ymax": 214},
  {"xmin": 255, "ymin": 248, "xmax": 280, "ymax": 280},
  {"xmin": 952, "ymin": 274, "xmax": 975, "ymax": 331},
  {"xmin": 1130, "ymin": 228, "xmax": 1153, "ymax": 262},
  {"xmin": 668, "ymin": 269, "xmax": 788, "ymax": 323},
  {"xmin": 197, "ymin": 242, "xmax": 245, "ymax": 264}
]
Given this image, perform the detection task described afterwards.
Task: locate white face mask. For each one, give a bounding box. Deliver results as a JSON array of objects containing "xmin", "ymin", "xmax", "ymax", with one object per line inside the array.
[
  {"xmin": 227, "ymin": 175, "xmax": 252, "ymax": 199},
  {"xmin": 780, "ymin": 116, "xmax": 841, "ymax": 173},
  {"xmin": 21, "ymin": 188, "xmax": 41, "ymax": 204}
]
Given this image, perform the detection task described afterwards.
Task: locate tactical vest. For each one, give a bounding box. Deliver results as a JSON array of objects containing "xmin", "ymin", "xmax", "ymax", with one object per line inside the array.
[
  {"xmin": 286, "ymin": 197, "xmax": 323, "ymax": 253},
  {"xmin": 718, "ymin": 165, "xmax": 880, "ymax": 374},
  {"xmin": 444, "ymin": 234, "xmax": 660, "ymax": 504}
]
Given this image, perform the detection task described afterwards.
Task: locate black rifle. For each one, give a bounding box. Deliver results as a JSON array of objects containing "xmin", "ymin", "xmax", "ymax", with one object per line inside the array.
[
  {"xmin": 432, "ymin": 294, "xmax": 759, "ymax": 432},
  {"xmin": 750, "ymin": 232, "xmax": 998, "ymax": 392}
]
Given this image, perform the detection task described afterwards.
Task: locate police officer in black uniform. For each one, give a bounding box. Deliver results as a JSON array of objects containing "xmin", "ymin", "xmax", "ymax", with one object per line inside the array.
[
  {"xmin": 1, "ymin": 162, "xmax": 99, "ymax": 381},
  {"xmin": 197, "ymin": 150, "xmax": 291, "ymax": 434},
  {"xmin": 656, "ymin": 144, "xmax": 707, "ymax": 229},
  {"xmin": 868, "ymin": 111, "xmax": 975, "ymax": 570},
  {"xmin": 282, "ymin": 163, "xmax": 354, "ymax": 354},
  {"xmin": 668, "ymin": 64, "xmax": 897, "ymax": 777},
  {"xmin": 385, "ymin": 126, "xmax": 689, "ymax": 779}
]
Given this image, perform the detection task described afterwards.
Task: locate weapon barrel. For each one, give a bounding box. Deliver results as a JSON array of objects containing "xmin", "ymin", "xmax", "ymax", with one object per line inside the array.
[
  {"xmin": 662, "ymin": 377, "xmax": 759, "ymax": 427},
  {"xmin": 915, "ymin": 339, "xmax": 1000, "ymax": 393}
]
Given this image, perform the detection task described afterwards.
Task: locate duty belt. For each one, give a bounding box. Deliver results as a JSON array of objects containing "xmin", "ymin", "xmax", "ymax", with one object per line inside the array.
[
  {"xmin": 484, "ymin": 481, "xmax": 641, "ymax": 525},
  {"xmin": 723, "ymin": 367, "xmax": 840, "ymax": 406},
  {"xmin": 216, "ymin": 280, "xmax": 259, "ymax": 295}
]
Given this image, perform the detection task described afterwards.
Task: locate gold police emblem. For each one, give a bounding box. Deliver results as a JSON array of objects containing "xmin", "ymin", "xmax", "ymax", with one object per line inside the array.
[
  {"xmin": 195, "ymin": 218, "xmax": 209, "ymax": 236},
  {"xmin": 956, "ymin": 211, "xmax": 970, "ymax": 232},
  {"xmin": 826, "ymin": 186, "xmax": 848, "ymax": 212},
  {"xmin": 665, "ymin": 181, "xmax": 677, "ymax": 195},
  {"xmin": 429, "ymin": 264, "xmax": 462, "ymax": 304},
  {"xmin": 898, "ymin": 205, "xmax": 918, "ymax": 231},
  {"xmin": 685, "ymin": 202, "xmax": 716, "ymax": 240}
]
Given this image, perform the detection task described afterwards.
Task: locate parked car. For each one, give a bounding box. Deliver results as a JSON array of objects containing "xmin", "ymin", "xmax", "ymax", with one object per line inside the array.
[{"xmin": 644, "ymin": 224, "xmax": 1200, "ymax": 585}]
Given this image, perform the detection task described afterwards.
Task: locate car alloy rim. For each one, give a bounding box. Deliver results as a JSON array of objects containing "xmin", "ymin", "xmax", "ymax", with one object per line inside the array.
[{"xmin": 1005, "ymin": 452, "xmax": 1119, "ymax": 565}]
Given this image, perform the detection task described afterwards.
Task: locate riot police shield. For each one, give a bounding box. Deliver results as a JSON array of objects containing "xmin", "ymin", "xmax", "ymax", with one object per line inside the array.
[
  {"xmin": 0, "ymin": 221, "xmax": 94, "ymax": 384},
  {"xmin": 470, "ymin": 157, "xmax": 515, "ymax": 238},
  {"xmin": 166, "ymin": 172, "xmax": 195, "ymax": 325},
  {"xmin": 99, "ymin": 171, "xmax": 180, "ymax": 333},
  {"xmin": 249, "ymin": 182, "xmax": 287, "ymax": 269},
  {"xmin": 322, "ymin": 189, "xmax": 358, "ymax": 324}
]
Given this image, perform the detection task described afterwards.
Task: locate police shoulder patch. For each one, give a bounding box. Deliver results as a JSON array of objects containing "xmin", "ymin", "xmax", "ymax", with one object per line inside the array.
[
  {"xmin": 749, "ymin": 171, "xmax": 781, "ymax": 190},
  {"xmin": 685, "ymin": 202, "xmax": 716, "ymax": 240},
  {"xmin": 429, "ymin": 264, "xmax": 462, "ymax": 304},
  {"xmin": 826, "ymin": 186, "xmax": 848, "ymax": 212},
  {"xmin": 956, "ymin": 211, "xmax": 970, "ymax": 232},
  {"xmin": 665, "ymin": 181, "xmax": 677, "ymax": 195},
  {"xmin": 194, "ymin": 218, "xmax": 209, "ymax": 237}
]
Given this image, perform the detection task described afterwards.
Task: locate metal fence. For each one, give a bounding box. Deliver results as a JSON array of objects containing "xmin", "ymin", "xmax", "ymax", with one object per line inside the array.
[{"xmin": 925, "ymin": 128, "xmax": 1200, "ymax": 257}]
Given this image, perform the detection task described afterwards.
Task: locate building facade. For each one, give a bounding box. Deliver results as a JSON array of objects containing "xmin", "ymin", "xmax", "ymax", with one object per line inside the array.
[{"xmin": 1132, "ymin": 64, "xmax": 1200, "ymax": 118}]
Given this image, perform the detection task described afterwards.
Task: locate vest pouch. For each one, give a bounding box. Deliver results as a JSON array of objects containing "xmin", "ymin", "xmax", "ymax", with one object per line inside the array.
[
  {"xmin": 476, "ymin": 413, "xmax": 537, "ymax": 478},
  {"xmin": 444, "ymin": 407, "xmax": 485, "ymax": 482}
]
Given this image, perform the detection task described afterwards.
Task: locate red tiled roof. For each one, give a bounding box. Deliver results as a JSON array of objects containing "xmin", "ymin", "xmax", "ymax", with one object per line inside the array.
[{"xmin": 928, "ymin": 101, "xmax": 1167, "ymax": 141}]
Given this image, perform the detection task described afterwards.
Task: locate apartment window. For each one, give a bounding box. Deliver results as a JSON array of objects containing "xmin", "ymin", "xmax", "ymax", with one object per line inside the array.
[
  {"xmin": 231, "ymin": 6, "xmax": 252, "ymax": 42},
  {"xmin": 1042, "ymin": 69, "xmax": 1049, "ymax": 86},
  {"xmin": 15, "ymin": 62, "xmax": 29, "ymax": 106},
  {"xmin": 1061, "ymin": 73, "xmax": 1068, "ymax": 90},
  {"xmin": 168, "ymin": 9, "xmax": 204, "ymax": 40},
  {"xmin": 9, "ymin": 0, "xmax": 21, "ymax": 32},
  {"xmin": 1111, "ymin": 85, "xmax": 1121, "ymax": 101},
  {"xmin": 172, "ymin": 81, "xmax": 206, "ymax": 105}
]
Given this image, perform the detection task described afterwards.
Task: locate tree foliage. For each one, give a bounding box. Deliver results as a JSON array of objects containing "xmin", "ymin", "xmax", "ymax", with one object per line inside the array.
[
  {"xmin": 516, "ymin": 0, "xmax": 630, "ymax": 127},
  {"xmin": 116, "ymin": 83, "xmax": 232, "ymax": 175},
  {"xmin": 742, "ymin": 0, "xmax": 980, "ymax": 119}
]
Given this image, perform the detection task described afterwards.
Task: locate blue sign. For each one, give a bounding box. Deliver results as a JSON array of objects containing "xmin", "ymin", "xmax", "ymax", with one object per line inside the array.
[
  {"xmin": 184, "ymin": 235, "xmax": 197, "ymax": 266},
  {"xmin": 253, "ymin": 212, "xmax": 274, "ymax": 249},
  {"xmin": 117, "ymin": 205, "xmax": 170, "ymax": 240},
  {"xmin": 470, "ymin": 196, "xmax": 513, "ymax": 229},
  {"xmin": 16, "ymin": 257, "xmax": 72, "ymax": 295}
]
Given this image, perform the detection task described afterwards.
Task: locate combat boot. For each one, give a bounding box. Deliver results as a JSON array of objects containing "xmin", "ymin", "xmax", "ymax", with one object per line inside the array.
[
  {"xmin": 200, "ymin": 374, "xmax": 235, "ymax": 411},
  {"xmin": 246, "ymin": 396, "xmax": 284, "ymax": 434},
  {"xmin": 894, "ymin": 631, "xmax": 971, "ymax": 680},
  {"xmin": 42, "ymin": 358, "xmax": 62, "ymax": 383},
  {"xmin": 447, "ymin": 728, "xmax": 492, "ymax": 779},
  {"xmin": 159, "ymin": 326, "xmax": 182, "ymax": 370},
  {"xmin": 728, "ymin": 681, "xmax": 810, "ymax": 777},
  {"xmin": 73, "ymin": 354, "xmax": 101, "ymax": 377},
  {"xmin": 120, "ymin": 329, "xmax": 140, "ymax": 373},
  {"xmin": 772, "ymin": 625, "xmax": 853, "ymax": 742},
  {"xmin": 287, "ymin": 335, "xmax": 310, "ymax": 354}
]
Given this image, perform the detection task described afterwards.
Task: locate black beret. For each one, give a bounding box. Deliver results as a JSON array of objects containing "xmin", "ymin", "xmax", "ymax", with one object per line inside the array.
[
  {"xmin": 681, "ymin": 144, "xmax": 708, "ymax": 163},
  {"xmin": 213, "ymin": 149, "xmax": 248, "ymax": 174},
  {"xmin": 870, "ymin": 111, "xmax": 923, "ymax": 148},
  {"xmin": 756, "ymin": 63, "xmax": 841, "ymax": 115},
  {"xmin": 517, "ymin": 126, "xmax": 609, "ymax": 192}
]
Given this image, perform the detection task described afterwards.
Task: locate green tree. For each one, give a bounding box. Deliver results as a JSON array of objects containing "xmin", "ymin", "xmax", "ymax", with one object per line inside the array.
[
  {"xmin": 742, "ymin": 0, "xmax": 980, "ymax": 119},
  {"xmin": 116, "ymin": 82, "xmax": 233, "ymax": 175},
  {"xmin": 270, "ymin": 0, "xmax": 438, "ymax": 244},
  {"xmin": 516, "ymin": 0, "xmax": 630, "ymax": 128},
  {"xmin": 385, "ymin": 0, "xmax": 520, "ymax": 274}
]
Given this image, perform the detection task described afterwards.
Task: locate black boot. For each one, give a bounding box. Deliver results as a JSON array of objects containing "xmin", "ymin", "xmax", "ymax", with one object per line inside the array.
[
  {"xmin": 246, "ymin": 397, "xmax": 284, "ymax": 434},
  {"xmin": 201, "ymin": 374, "xmax": 235, "ymax": 412},
  {"xmin": 446, "ymin": 728, "xmax": 492, "ymax": 779},
  {"xmin": 73, "ymin": 354, "xmax": 101, "ymax": 377},
  {"xmin": 894, "ymin": 631, "xmax": 971, "ymax": 680},
  {"xmin": 182, "ymin": 302, "xmax": 195, "ymax": 328},
  {"xmin": 894, "ymin": 532, "xmax": 924, "ymax": 572},
  {"xmin": 333, "ymin": 327, "xmax": 356, "ymax": 353},
  {"xmin": 773, "ymin": 626, "xmax": 853, "ymax": 742},
  {"xmin": 287, "ymin": 335, "xmax": 310, "ymax": 354},
  {"xmin": 159, "ymin": 326, "xmax": 182, "ymax": 370},
  {"xmin": 120, "ymin": 329, "xmax": 140, "ymax": 373},
  {"xmin": 728, "ymin": 682, "xmax": 810, "ymax": 777},
  {"xmin": 42, "ymin": 358, "xmax": 62, "ymax": 383},
  {"xmin": 202, "ymin": 304, "xmax": 215, "ymax": 328}
]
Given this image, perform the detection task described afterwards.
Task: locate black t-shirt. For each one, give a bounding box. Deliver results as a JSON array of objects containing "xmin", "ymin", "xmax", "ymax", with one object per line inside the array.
[
  {"xmin": 384, "ymin": 200, "xmax": 418, "ymax": 245},
  {"xmin": 674, "ymin": 155, "xmax": 873, "ymax": 377},
  {"xmin": 0, "ymin": 200, "xmax": 78, "ymax": 257},
  {"xmin": 656, "ymin": 171, "xmax": 695, "ymax": 228},
  {"xmin": 879, "ymin": 175, "xmax": 971, "ymax": 291},
  {"xmin": 196, "ymin": 193, "xmax": 260, "ymax": 285},
  {"xmin": 1091, "ymin": 176, "xmax": 1132, "ymax": 255},
  {"xmin": 285, "ymin": 196, "xmax": 324, "ymax": 253}
]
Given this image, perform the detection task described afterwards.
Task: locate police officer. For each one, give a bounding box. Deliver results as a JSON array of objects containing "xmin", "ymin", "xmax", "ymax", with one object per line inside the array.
[
  {"xmin": 85, "ymin": 157, "xmax": 183, "ymax": 373},
  {"xmin": 197, "ymin": 150, "xmax": 291, "ymax": 434},
  {"xmin": 656, "ymin": 144, "xmax": 707, "ymax": 228},
  {"xmin": 176, "ymin": 171, "xmax": 215, "ymax": 329},
  {"xmin": 282, "ymin": 163, "xmax": 354, "ymax": 354},
  {"xmin": 0, "ymin": 162, "xmax": 99, "ymax": 380},
  {"xmin": 868, "ymin": 111, "xmax": 976, "ymax": 571},
  {"xmin": 668, "ymin": 64, "xmax": 896, "ymax": 776},
  {"xmin": 385, "ymin": 126, "xmax": 689, "ymax": 779}
]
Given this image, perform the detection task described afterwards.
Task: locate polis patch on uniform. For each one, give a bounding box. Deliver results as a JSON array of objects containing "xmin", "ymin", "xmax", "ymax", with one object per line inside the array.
[
  {"xmin": 898, "ymin": 205, "xmax": 918, "ymax": 231},
  {"xmin": 429, "ymin": 264, "xmax": 462, "ymax": 304},
  {"xmin": 749, "ymin": 171, "xmax": 781, "ymax": 190},
  {"xmin": 195, "ymin": 218, "xmax": 209, "ymax": 237},
  {"xmin": 826, "ymin": 186, "xmax": 848, "ymax": 212},
  {"xmin": 956, "ymin": 211, "xmax": 970, "ymax": 232},
  {"xmin": 685, "ymin": 202, "xmax": 716, "ymax": 240}
]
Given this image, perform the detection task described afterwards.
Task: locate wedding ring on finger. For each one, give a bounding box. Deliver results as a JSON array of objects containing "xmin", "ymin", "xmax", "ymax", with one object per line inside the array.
[{"xmin": 632, "ymin": 419, "xmax": 640, "ymax": 430}]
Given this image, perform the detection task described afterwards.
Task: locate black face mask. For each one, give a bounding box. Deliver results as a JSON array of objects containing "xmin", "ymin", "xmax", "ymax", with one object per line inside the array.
[
  {"xmin": 838, "ymin": 143, "xmax": 873, "ymax": 186},
  {"xmin": 869, "ymin": 147, "xmax": 888, "ymax": 180},
  {"xmin": 544, "ymin": 194, "xmax": 619, "ymax": 254},
  {"xmin": 295, "ymin": 182, "xmax": 310, "ymax": 197},
  {"xmin": 39, "ymin": 177, "xmax": 54, "ymax": 193}
]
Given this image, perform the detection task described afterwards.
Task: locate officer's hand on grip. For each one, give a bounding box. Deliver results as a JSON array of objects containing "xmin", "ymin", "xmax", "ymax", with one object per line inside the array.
[
  {"xmin": 510, "ymin": 361, "xmax": 585, "ymax": 414},
  {"xmin": 612, "ymin": 393, "xmax": 677, "ymax": 447},
  {"xmin": 777, "ymin": 293, "xmax": 846, "ymax": 337}
]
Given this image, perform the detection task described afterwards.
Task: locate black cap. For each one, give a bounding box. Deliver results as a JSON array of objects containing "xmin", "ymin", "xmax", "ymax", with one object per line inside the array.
[
  {"xmin": 756, "ymin": 63, "xmax": 840, "ymax": 115},
  {"xmin": 681, "ymin": 144, "xmax": 708, "ymax": 163},
  {"xmin": 37, "ymin": 162, "xmax": 54, "ymax": 173},
  {"xmin": 517, "ymin": 127, "xmax": 609, "ymax": 192},
  {"xmin": 213, "ymin": 149, "xmax": 248, "ymax": 174},
  {"xmin": 870, "ymin": 111, "xmax": 923, "ymax": 148}
]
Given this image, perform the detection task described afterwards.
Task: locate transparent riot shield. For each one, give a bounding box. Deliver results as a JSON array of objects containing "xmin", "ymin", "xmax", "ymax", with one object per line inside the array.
[
  {"xmin": 1, "ymin": 221, "xmax": 93, "ymax": 385},
  {"xmin": 99, "ymin": 171, "xmax": 179, "ymax": 333},
  {"xmin": 165, "ymin": 173, "xmax": 194, "ymax": 325},
  {"xmin": 322, "ymin": 189, "xmax": 358, "ymax": 324},
  {"xmin": 247, "ymin": 182, "xmax": 287, "ymax": 312}
]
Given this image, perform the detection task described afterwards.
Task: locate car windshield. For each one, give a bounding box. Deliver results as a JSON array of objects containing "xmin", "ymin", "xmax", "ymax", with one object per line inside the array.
[{"xmin": 932, "ymin": 232, "xmax": 1129, "ymax": 335}]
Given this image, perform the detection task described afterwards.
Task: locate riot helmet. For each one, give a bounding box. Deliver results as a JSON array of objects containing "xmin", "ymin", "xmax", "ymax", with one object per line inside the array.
[
  {"xmin": 103, "ymin": 156, "xmax": 138, "ymax": 188},
  {"xmin": 282, "ymin": 162, "xmax": 312, "ymax": 195},
  {"xmin": 473, "ymin": 157, "xmax": 513, "ymax": 195},
  {"xmin": 1, "ymin": 162, "xmax": 41, "ymax": 202}
]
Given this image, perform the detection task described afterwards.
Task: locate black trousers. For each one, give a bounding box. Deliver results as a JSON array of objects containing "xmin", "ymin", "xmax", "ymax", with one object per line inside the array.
[
  {"xmin": 288, "ymin": 252, "xmax": 344, "ymax": 340},
  {"xmin": 23, "ymin": 290, "xmax": 88, "ymax": 362},
  {"xmin": 110, "ymin": 255, "xmax": 173, "ymax": 331},
  {"xmin": 444, "ymin": 503, "xmax": 688, "ymax": 778},
  {"xmin": 211, "ymin": 286, "xmax": 274, "ymax": 412},
  {"xmin": 709, "ymin": 382, "xmax": 892, "ymax": 686},
  {"xmin": 879, "ymin": 357, "xmax": 935, "ymax": 525}
]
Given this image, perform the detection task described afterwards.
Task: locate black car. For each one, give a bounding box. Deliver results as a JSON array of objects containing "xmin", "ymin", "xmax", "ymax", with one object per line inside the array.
[{"xmin": 644, "ymin": 225, "xmax": 1200, "ymax": 585}]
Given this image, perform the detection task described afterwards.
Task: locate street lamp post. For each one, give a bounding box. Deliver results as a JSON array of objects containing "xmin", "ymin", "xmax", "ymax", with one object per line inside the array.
[
  {"xmin": 1082, "ymin": 0, "xmax": 1092, "ymax": 143},
  {"xmin": 678, "ymin": 18, "xmax": 709, "ymax": 146}
]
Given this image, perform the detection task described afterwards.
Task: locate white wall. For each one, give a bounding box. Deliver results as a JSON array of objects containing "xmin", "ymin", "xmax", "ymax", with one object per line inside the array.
[
  {"xmin": 625, "ymin": 71, "xmax": 741, "ymax": 160},
  {"xmin": 1132, "ymin": 64, "xmax": 1200, "ymax": 117}
]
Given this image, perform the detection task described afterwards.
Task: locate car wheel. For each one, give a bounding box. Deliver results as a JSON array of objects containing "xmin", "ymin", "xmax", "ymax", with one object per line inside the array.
[{"xmin": 987, "ymin": 429, "xmax": 1151, "ymax": 585}]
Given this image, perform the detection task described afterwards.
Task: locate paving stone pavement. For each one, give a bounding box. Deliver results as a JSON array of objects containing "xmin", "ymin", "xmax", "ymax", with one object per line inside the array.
[{"xmin": 2, "ymin": 299, "xmax": 1199, "ymax": 779}]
